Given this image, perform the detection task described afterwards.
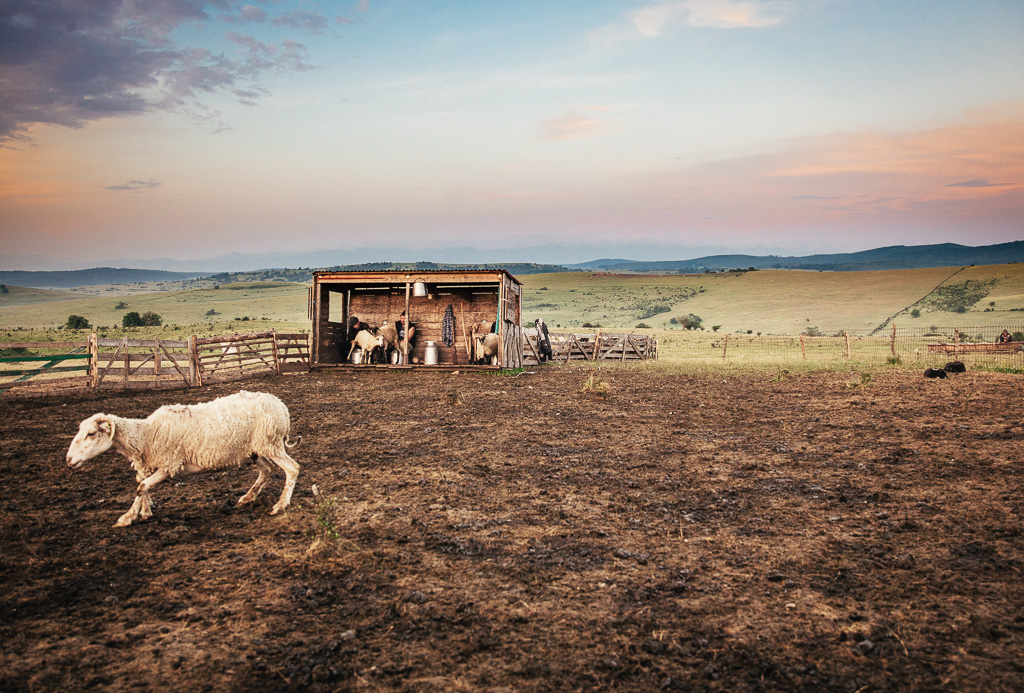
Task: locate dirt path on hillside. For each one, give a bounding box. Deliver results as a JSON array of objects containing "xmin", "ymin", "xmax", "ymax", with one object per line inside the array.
[{"xmin": 1, "ymin": 365, "xmax": 1023, "ymax": 691}]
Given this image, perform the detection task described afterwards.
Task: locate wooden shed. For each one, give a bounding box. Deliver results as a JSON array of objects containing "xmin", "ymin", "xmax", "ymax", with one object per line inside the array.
[{"xmin": 309, "ymin": 270, "xmax": 524, "ymax": 369}]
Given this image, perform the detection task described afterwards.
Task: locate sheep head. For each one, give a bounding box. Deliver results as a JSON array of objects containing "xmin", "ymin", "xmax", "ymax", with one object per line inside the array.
[{"xmin": 66, "ymin": 414, "xmax": 116, "ymax": 469}]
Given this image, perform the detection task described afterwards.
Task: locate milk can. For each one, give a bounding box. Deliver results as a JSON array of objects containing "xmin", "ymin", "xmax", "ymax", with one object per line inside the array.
[{"xmin": 424, "ymin": 341, "xmax": 439, "ymax": 365}]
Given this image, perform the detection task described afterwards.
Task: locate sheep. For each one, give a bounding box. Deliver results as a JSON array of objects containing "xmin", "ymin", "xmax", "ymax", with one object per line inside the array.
[
  {"xmin": 944, "ymin": 361, "xmax": 966, "ymax": 373},
  {"xmin": 923, "ymin": 367, "xmax": 948, "ymax": 379},
  {"xmin": 378, "ymin": 322, "xmax": 400, "ymax": 362},
  {"xmin": 474, "ymin": 332, "xmax": 500, "ymax": 365},
  {"xmin": 65, "ymin": 391, "xmax": 301, "ymax": 527},
  {"xmin": 348, "ymin": 329, "xmax": 384, "ymax": 364}
]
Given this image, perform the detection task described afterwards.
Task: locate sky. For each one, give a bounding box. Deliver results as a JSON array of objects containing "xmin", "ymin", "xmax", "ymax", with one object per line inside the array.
[{"xmin": 1, "ymin": 0, "xmax": 1023, "ymax": 270}]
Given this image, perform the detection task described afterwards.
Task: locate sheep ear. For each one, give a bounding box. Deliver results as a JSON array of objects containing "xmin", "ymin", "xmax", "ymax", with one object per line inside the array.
[{"xmin": 97, "ymin": 417, "xmax": 115, "ymax": 438}]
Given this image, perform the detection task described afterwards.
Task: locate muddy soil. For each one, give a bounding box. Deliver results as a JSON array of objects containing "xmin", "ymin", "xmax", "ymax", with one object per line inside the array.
[{"xmin": 1, "ymin": 365, "xmax": 1023, "ymax": 692}]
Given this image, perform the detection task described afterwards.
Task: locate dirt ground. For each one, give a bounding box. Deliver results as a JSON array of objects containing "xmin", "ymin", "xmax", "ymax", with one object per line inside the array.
[{"xmin": 2, "ymin": 364, "xmax": 1023, "ymax": 692}]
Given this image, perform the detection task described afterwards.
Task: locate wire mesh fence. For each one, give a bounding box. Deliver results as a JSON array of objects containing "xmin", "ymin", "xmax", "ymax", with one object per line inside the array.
[{"xmin": 654, "ymin": 325, "xmax": 1024, "ymax": 368}]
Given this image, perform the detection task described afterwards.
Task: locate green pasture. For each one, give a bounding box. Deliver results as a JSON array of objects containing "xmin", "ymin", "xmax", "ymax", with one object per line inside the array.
[
  {"xmin": 3, "ymin": 263, "xmax": 1024, "ymax": 345},
  {"xmin": 0, "ymin": 282, "xmax": 311, "ymax": 341},
  {"xmin": 518, "ymin": 265, "xmax": 1024, "ymax": 335}
]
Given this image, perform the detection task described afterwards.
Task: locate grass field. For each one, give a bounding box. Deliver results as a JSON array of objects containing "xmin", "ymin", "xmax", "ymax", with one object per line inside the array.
[{"xmin": 3, "ymin": 263, "xmax": 1024, "ymax": 344}]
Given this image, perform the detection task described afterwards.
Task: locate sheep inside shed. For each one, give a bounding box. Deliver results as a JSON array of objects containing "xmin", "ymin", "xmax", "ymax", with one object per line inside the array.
[
  {"xmin": 378, "ymin": 322, "xmax": 400, "ymax": 362},
  {"xmin": 348, "ymin": 329, "xmax": 384, "ymax": 364},
  {"xmin": 65, "ymin": 391, "xmax": 301, "ymax": 527},
  {"xmin": 474, "ymin": 332, "xmax": 500, "ymax": 365}
]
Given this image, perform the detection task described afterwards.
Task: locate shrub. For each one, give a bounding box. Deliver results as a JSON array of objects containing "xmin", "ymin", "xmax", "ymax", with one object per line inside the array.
[
  {"xmin": 115, "ymin": 301, "xmax": 128, "ymax": 309},
  {"xmin": 635, "ymin": 323, "xmax": 651, "ymax": 329},
  {"xmin": 922, "ymin": 279, "xmax": 996, "ymax": 313},
  {"xmin": 676, "ymin": 313, "xmax": 703, "ymax": 330},
  {"xmin": 582, "ymin": 375, "xmax": 609, "ymax": 399},
  {"xmin": 122, "ymin": 312, "xmax": 143, "ymax": 327},
  {"xmin": 803, "ymin": 325, "xmax": 824, "ymax": 337},
  {"xmin": 65, "ymin": 315, "xmax": 91, "ymax": 330},
  {"xmin": 910, "ymin": 308, "xmax": 921, "ymax": 318},
  {"xmin": 140, "ymin": 311, "xmax": 162, "ymax": 326}
]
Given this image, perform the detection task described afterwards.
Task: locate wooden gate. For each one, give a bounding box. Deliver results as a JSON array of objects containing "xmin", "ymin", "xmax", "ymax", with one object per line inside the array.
[{"xmin": 94, "ymin": 337, "xmax": 194, "ymax": 390}]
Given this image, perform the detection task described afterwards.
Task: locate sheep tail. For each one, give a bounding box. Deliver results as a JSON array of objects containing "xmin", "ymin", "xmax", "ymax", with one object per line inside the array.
[{"xmin": 285, "ymin": 435, "xmax": 302, "ymax": 449}]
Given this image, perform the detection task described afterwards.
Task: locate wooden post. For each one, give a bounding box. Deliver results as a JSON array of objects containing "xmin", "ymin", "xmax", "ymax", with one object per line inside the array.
[
  {"xmin": 722, "ymin": 334, "xmax": 729, "ymax": 360},
  {"xmin": 954, "ymin": 329, "xmax": 960, "ymax": 359},
  {"xmin": 271, "ymin": 331, "xmax": 281, "ymax": 374},
  {"xmin": 189, "ymin": 334, "xmax": 201, "ymax": 386},
  {"xmin": 844, "ymin": 331, "xmax": 851, "ymax": 359},
  {"xmin": 122, "ymin": 338, "xmax": 130, "ymax": 390},
  {"xmin": 800, "ymin": 334, "xmax": 806, "ymax": 360},
  {"xmin": 593, "ymin": 330, "xmax": 602, "ymax": 360},
  {"xmin": 89, "ymin": 333, "xmax": 98, "ymax": 389},
  {"xmin": 891, "ymin": 323, "xmax": 897, "ymax": 357},
  {"xmin": 404, "ymin": 279, "xmax": 411, "ymax": 364},
  {"xmin": 153, "ymin": 339, "xmax": 161, "ymax": 388}
]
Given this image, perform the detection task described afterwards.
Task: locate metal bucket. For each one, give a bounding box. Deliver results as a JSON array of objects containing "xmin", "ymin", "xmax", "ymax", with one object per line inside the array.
[
  {"xmin": 424, "ymin": 341, "xmax": 439, "ymax": 365},
  {"xmin": 350, "ymin": 348, "xmax": 362, "ymax": 364},
  {"xmin": 412, "ymin": 281, "xmax": 428, "ymax": 297}
]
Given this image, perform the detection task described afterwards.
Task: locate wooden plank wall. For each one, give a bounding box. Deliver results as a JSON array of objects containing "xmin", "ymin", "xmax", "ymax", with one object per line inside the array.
[{"xmin": 325, "ymin": 290, "xmax": 500, "ymax": 366}]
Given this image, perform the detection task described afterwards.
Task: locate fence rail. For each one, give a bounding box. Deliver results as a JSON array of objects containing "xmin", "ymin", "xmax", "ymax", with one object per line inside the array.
[
  {"xmin": 1, "ymin": 331, "xmax": 309, "ymax": 398},
  {"xmin": 655, "ymin": 325, "xmax": 1024, "ymax": 367},
  {"xmin": 524, "ymin": 330, "xmax": 658, "ymax": 365}
]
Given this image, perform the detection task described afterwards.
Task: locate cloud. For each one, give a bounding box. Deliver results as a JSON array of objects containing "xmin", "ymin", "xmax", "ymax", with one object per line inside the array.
[
  {"xmin": 589, "ymin": 0, "xmax": 789, "ymax": 46},
  {"xmin": 684, "ymin": 0, "xmax": 787, "ymax": 29},
  {"xmin": 945, "ymin": 179, "xmax": 1012, "ymax": 188},
  {"xmin": 641, "ymin": 107, "xmax": 1024, "ymax": 230},
  {"xmin": 104, "ymin": 179, "xmax": 162, "ymax": 192},
  {"xmin": 0, "ymin": 2, "xmax": 330, "ymax": 142},
  {"xmin": 271, "ymin": 10, "xmax": 330, "ymax": 34},
  {"xmin": 221, "ymin": 5, "xmax": 268, "ymax": 24},
  {"xmin": 536, "ymin": 108, "xmax": 611, "ymax": 141}
]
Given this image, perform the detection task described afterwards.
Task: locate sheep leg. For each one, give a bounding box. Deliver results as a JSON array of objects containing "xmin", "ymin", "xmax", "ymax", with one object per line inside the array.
[
  {"xmin": 237, "ymin": 458, "xmax": 275, "ymax": 506},
  {"xmin": 115, "ymin": 469, "xmax": 169, "ymax": 527},
  {"xmin": 266, "ymin": 451, "xmax": 300, "ymax": 515}
]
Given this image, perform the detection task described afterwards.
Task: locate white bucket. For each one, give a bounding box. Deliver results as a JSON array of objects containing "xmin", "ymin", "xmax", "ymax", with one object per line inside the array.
[
  {"xmin": 350, "ymin": 348, "xmax": 362, "ymax": 364},
  {"xmin": 413, "ymin": 281, "xmax": 428, "ymax": 297}
]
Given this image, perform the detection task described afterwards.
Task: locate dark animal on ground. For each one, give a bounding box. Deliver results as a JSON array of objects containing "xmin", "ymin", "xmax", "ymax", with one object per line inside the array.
[
  {"xmin": 944, "ymin": 361, "xmax": 966, "ymax": 373},
  {"xmin": 924, "ymin": 368, "xmax": 948, "ymax": 379},
  {"xmin": 535, "ymin": 318, "xmax": 553, "ymax": 362}
]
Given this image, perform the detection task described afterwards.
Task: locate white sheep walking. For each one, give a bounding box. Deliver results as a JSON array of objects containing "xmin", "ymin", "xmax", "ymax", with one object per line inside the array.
[{"xmin": 66, "ymin": 391, "xmax": 301, "ymax": 527}]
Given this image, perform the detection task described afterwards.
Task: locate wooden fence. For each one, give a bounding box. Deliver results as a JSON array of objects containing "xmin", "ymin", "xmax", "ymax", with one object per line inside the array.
[
  {"xmin": 523, "ymin": 330, "xmax": 658, "ymax": 365},
  {"xmin": 0, "ymin": 331, "xmax": 309, "ymax": 398}
]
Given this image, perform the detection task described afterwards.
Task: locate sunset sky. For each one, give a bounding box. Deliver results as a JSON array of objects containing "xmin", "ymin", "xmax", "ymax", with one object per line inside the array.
[{"xmin": 1, "ymin": 0, "xmax": 1022, "ymax": 269}]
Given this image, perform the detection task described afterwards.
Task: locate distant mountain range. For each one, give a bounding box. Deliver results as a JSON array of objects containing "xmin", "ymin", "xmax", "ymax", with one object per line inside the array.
[
  {"xmin": 0, "ymin": 241, "xmax": 1020, "ymax": 288},
  {"xmin": 0, "ymin": 267, "xmax": 206, "ymax": 289},
  {"xmin": 567, "ymin": 241, "xmax": 1024, "ymax": 272}
]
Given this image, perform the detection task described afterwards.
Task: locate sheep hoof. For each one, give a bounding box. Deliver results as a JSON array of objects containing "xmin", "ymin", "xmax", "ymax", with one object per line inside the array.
[
  {"xmin": 270, "ymin": 503, "xmax": 288, "ymax": 516},
  {"xmin": 237, "ymin": 494, "xmax": 254, "ymax": 506},
  {"xmin": 114, "ymin": 514, "xmax": 134, "ymax": 527}
]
